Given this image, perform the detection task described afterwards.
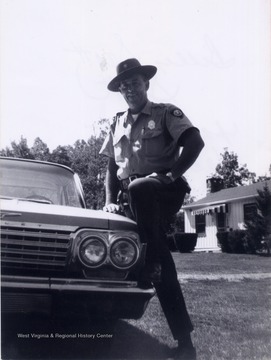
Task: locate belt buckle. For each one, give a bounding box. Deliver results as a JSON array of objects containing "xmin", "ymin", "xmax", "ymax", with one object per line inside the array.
[{"xmin": 122, "ymin": 178, "xmax": 129, "ymax": 190}]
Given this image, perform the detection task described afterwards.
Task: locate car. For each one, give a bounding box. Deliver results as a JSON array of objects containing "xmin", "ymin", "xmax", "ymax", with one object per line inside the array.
[{"xmin": 0, "ymin": 157, "xmax": 155, "ymax": 321}]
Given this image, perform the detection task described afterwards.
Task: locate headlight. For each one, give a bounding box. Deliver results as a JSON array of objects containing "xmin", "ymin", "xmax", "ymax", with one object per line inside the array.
[
  {"xmin": 110, "ymin": 239, "xmax": 138, "ymax": 269},
  {"xmin": 79, "ymin": 238, "xmax": 107, "ymax": 267}
]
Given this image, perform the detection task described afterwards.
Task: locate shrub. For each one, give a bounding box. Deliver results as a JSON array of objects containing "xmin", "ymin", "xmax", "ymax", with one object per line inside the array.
[
  {"xmin": 216, "ymin": 232, "xmax": 230, "ymax": 253},
  {"xmin": 174, "ymin": 233, "xmax": 198, "ymax": 253},
  {"xmin": 217, "ymin": 230, "xmax": 253, "ymax": 254},
  {"xmin": 245, "ymin": 183, "xmax": 271, "ymax": 253},
  {"xmin": 228, "ymin": 230, "xmax": 247, "ymax": 253},
  {"xmin": 243, "ymin": 231, "xmax": 258, "ymax": 254},
  {"xmin": 166, "ymin": 212, "xmax": 185, "ymax": 234}
]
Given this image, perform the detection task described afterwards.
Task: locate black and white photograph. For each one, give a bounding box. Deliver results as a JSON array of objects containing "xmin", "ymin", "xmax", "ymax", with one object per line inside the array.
[{"xmin": 1, "ymin": 1, "xmax": 270, "ymax": 360}]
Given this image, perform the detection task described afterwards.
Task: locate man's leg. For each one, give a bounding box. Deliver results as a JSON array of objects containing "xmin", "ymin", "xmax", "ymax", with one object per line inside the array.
[
  {"xmin": 128, "ymin": 177, "xmax": 164, "ymax": 265},
  {"xmin": 154, "ymin": 235, "xmax": 194, "ymax": 338},
  {"xmin": 128, "ymin": 177, "xmax": 196, "ymax": 358}
]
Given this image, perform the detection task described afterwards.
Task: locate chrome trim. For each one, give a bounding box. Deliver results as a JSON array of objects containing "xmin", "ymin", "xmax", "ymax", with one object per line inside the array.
[
  {"xmin": 1, "ymin": 222, "xmax": 74, "ymax": 270},
  {"xmin": 0, "ymin": 212, "xmax": 22, "ymax": 219},
  {"xmin": 1, "ymin": 275, "xmax": 155, "ymax": 296}
]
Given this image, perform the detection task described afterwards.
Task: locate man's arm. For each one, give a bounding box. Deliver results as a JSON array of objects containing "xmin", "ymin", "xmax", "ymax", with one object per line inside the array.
[
  {"xmin": 103, "ymin": 157, "xmax": 120, "ymax": 213},
  {"xmin": 171, "ymin": 128, "xmax": 205, "ymax": 180}
]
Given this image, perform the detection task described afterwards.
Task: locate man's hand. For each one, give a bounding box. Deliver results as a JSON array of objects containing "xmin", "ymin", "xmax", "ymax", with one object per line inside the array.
[{"xmin": 103, "ymin": 203, "xmax": 120, "ymax": 214}]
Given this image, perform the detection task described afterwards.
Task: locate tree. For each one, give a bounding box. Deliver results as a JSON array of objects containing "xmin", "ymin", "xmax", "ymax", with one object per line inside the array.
[
  {"xmin": 97, "ymin": 118, "xmax": 110, "ymax": 139},
  {"xmin": 0, "ymin": 118, "xmax": 109, "ymax": 210},
  {"xmin": 11, "ymin": 136, "xmax": 35, "ymax": 159},
  {"xmin": 70, "ymin": 134, "xmax": 108, "ymax": 210},
  {"xmin": 0, "ymin": 136, "xmax": 34, "ymax": 159},
  {"xmin": 70, "ymin": 139, "xmax": 99, "ymax": 209},
  {"xmin": 244, "ymin": 183, "xmax": 271, "ymax": 253},
  {"xmin": 256, "ymin": 164, "xmax": 271, "ymax": 182},
  {"xmin": 183, "ymin": 193, "xmax": 195, "ymax": 205},
  {"xmin": 0, "ymin": 146, "xmax": 15, "ymax": 157},
  {"xmin": 49, "ymin": 145, "xmax": 72, "ymax": 167},
  {"xmin": 213, "ymin": 148, "xmax": 256, "ymax": 188},
  {"xmin": 30, "ymin": 137, "xmax": 50, "ymax": 161}
]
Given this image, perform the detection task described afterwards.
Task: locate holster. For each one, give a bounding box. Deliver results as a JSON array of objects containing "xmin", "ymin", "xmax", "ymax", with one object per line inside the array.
[{"xmin": 117, "ymin": 190, "xmax": 134, "ymax": 219}]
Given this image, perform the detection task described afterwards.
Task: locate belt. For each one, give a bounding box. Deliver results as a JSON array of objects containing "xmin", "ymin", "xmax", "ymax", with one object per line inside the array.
[{"xmin": 119, "ymin": 175, "xmax": 143, "ymax": 191}]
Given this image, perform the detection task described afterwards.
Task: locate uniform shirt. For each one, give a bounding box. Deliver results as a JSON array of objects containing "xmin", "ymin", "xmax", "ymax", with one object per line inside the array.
[{"xmin": 99, "ymin": 101, "xmax": 196, "ymax": 180}]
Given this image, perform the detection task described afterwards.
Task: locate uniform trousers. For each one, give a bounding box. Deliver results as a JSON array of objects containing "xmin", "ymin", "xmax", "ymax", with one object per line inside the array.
[{"xmin": 127, "ymin": 176, "xmax": 194, "ymax": 339}]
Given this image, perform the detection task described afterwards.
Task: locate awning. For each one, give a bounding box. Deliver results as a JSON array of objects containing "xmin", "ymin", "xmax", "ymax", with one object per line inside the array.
[{"xmin": 191, "ymin": 204, "xmax": 228, "ymax": 215}]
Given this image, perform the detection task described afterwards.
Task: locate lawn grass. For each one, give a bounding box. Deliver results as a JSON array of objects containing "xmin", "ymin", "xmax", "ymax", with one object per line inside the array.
[
  {"xmin": 122, "ymin": 253, "xmax": 271, "ymax": 360},
  {"xmin": 173, "ymin": 252, "xmax": 271, "ymax": 275}
]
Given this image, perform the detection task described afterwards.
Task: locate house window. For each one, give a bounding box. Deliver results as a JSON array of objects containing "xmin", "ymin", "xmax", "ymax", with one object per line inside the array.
[
  {"xmin": 217, "ymin": 212, "xmax": 226, "ymax": 232},
  {"xmin": 244, "ymin": 203, "xmax": 257, "ymax": 222},
  {"xmin": 195, "ymin": 214, "xmax": 206, "ymax": 235}
]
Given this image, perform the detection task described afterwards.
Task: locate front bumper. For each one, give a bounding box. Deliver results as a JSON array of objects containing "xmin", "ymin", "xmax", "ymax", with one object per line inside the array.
[{"xmin": 1, "ymin": 275, "xmax": 155, "ymax": 319}]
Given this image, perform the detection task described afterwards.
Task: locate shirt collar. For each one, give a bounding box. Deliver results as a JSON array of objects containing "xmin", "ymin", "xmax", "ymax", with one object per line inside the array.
[
  {"xmin": 139, "ymin": 100, "xmax": 152, "ymax": 115},
  {"xmin": 127, "ymin": 100, "xmax": 152, "ymax": 119}
]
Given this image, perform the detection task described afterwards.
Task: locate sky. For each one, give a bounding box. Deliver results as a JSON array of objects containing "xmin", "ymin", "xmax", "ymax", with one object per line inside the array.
[{"xmin": 1, "ymin": 0, "xmax": 270, "ymax": 199}]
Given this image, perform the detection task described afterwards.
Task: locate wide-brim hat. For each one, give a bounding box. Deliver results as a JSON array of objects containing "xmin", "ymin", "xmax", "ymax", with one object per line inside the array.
[{"xmin": 107, "ymin": 58, "xmax": 157, "ymax": 92}]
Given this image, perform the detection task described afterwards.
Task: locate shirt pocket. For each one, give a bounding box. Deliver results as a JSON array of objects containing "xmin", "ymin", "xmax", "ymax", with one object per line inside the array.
[{"xmin": 142, "ymin": 128, "xmax": 165, "ymax": 157}]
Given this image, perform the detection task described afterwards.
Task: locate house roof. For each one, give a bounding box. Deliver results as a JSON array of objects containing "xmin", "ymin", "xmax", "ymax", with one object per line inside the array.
[{"xmin": 184, "ymin": 179, "xmax": 271, "ymax": 209}]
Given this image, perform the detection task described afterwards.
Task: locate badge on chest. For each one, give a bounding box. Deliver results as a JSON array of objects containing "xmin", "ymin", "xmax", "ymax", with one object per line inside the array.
[{"xmin": 147, "ymin": 120, "xmax": 156, "ymax": 130}]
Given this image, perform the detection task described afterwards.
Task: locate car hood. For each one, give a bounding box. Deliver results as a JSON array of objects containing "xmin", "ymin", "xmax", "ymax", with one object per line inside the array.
[{"xmin": 0, "ymin": 199, "xmax": 137, "ymax": 232}]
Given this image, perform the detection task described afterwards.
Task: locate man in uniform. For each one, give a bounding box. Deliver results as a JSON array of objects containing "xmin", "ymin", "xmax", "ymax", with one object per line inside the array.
[{"xmin": 100, "ymin": 58, "xmax": 204, "ymax": 359}]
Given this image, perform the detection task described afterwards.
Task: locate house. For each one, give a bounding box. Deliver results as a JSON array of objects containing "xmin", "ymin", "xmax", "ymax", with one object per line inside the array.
[{"xmin": 183, "ymin": 178, "xmax": 271, "ymax": 252}]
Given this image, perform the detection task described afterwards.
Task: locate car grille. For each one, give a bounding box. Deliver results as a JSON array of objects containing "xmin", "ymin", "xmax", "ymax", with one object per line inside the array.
[{"xmin": 1, "ymin": 223, "xmax": 73, "ymax": 272}]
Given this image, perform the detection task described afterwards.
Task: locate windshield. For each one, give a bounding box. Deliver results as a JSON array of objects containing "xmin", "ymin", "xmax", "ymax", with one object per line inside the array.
[{"xmin": 0, "ymin": 159, "xmax": 84, "ymax": 208}]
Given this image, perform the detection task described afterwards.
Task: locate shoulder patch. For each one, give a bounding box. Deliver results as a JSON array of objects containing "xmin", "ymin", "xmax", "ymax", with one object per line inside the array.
[{"xmin": 171, "ymin": 108, "xmax": 184, "ymax": 118}]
